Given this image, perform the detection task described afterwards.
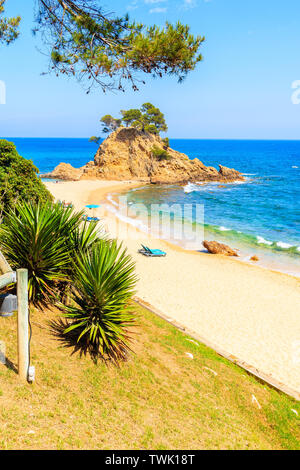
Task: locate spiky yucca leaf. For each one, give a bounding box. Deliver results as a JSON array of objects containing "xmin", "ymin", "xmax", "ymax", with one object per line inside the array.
[
  {"xmin": 69, "ymin": 218, "xmax": 105, "ymax": 256},
  {"xmin": 53, "ymin": 239, "xmax": 138, "ymax": 364}
]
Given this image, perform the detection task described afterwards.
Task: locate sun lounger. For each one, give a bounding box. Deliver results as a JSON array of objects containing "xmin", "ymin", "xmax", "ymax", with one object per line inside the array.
[
  {"xmin": 81, "ymin": 215, "xmax": 100, "ymax": 222},
  {"xmin": 138, "ymin": 245, "xmax": 166, "ymax": 257},
  {"xmin": 86, "ymin": 216, "xmax": 100, "ymax": 222}
]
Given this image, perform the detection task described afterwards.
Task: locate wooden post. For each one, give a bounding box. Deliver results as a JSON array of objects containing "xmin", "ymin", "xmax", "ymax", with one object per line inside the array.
[{"xmin": 17, "ymin": 269, "xmax": 29, "ymax": 382}]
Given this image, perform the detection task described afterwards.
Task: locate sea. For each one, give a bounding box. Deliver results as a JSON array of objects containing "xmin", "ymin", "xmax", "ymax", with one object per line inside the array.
[{"xmin": 8, "ymin": 138, "xmax": 300, "ymax": 277}]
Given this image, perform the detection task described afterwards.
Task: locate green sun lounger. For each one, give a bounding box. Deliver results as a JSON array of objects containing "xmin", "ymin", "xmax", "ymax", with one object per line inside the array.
[{"xmin": 138, "ymin": 245, "xmax": 166, "ymax": 257}]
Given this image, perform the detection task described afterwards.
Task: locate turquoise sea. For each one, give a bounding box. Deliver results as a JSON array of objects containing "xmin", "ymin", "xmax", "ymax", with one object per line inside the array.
[{"xmin": 8, "ymin": 138, "xmax": 300, "ymax": 276}]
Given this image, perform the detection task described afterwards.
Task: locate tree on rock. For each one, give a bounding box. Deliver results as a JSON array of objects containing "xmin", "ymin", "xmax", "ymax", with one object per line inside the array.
[
  {"xmin": 93, "ymin": 103, "xmax": 168, "ymax": 142},
  {"xmin": 100, "ymin": 115, "xmax": 122, "ymax": 134},
  {"xmin": 139, "ymin": 103, "xmax": 168, "ymax": 134},
  {"xmin": 121, "ymin": 109, "xmax": 142, "ymax": 128},
  {"xmin": 89, "ymin": 136, "xmax": 101, "ymax": 145},
  {"xmin": 122, "ymin": 103, "xmax": 168, "ymax": 134}
]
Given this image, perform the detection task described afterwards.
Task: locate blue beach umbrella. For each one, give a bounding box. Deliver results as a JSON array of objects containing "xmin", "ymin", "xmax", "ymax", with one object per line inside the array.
[
  {"xmin": 85, "ymin": 204, "xmax": 101, "ymax": 218},
  {"xmin": 85, "ymin": 204, "xmax": 101, "ymax": 209}
]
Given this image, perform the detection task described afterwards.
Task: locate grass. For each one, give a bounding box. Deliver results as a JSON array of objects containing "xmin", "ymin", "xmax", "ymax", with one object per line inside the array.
[{"xmin": 0, "ymin": 303, "xmax": 299, "ymax": 450}]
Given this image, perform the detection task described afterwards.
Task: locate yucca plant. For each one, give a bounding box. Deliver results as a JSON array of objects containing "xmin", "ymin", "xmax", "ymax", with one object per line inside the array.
[
  {"xmin": 68, "ymin": 217, "xmax": 104, "ymax": 256},
  {"xmin": 51, "ymin": 239, "xmax": 137, "ymax": 364},
  {"xmin": 0, "ymin": 200, "xmax": 100, "ymax": 307},
  {"xmin": 59, "ymin": 218, "xmax": 103, "ymax": 304}
]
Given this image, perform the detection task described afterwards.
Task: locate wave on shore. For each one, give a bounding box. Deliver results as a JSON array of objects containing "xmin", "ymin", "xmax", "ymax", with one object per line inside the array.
[
  {"xmin": 207, "ymin": 223, "xmax": 300, "ymax": 256},
  {"xmin": 183, "ymin": 178, "xmax": 251, "ymax": 194},
  {"xmin": 106, "ymin": 192, "xmax": 300, "ymax": 258}
]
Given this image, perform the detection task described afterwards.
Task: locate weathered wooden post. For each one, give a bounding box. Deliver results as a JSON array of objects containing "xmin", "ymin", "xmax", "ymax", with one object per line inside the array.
[{"xmin": 17, "ymin": 269, "xmax": 29, "ymax": 381}]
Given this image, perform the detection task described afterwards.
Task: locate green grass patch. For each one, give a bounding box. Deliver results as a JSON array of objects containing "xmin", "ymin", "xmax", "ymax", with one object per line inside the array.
[{"xmin": 0, "ymin": 303, "xmax": 299, "ymax": 450}]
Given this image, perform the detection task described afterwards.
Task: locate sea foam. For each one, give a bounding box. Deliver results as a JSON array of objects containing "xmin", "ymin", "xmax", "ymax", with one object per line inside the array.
[
  {"xmin": 257, "ymin": 236, "xmax": 273, "ymax": 246},
  {"xmin": 106, "ymin": 194, "xmax": 119, "ymax": 207},
  {"xmin": 276, "ymin": 241, "xmax": 293, "ymax": 249}
]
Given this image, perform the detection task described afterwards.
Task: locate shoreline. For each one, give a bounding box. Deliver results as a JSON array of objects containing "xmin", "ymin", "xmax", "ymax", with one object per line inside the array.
[
  {"xmin": 45, "ymin": 180, "xmax": 300, "ymax": 395},
  {"xmin": 100, "ymin": 186, "xmax": 300, "ymax": 280}
]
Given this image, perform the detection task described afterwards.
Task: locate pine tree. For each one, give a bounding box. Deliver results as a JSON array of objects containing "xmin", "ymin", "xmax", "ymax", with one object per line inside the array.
[
  {"xmin": 0, "ymin": 1, "xmax": 205, "ymax": 92},
  {"xmin": 0, "ymin": 0, "xmax": 20, "ymax": 45},
  {"xmin": 121, "ymin": 109, "xmax": 142, "ymax": 128},
  {"xmin": 93, "ymin": 103, "xmax": 168, "ymax": 142},
  {"xmin": 140, "ymin": 103, "xmax": 168, "ymax": 134},
  {"xmin": 100, "ymin": 115, "xmax": 121, "ymax": 134}
]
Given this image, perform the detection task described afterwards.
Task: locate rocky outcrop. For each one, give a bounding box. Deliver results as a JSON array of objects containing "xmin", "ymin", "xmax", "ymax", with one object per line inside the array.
[
  {"xmin": 42, "ymin": 127, "xmax": 244, "ymax": 184},
  {"xmin": 203, "ymin": 240, "xmax": 238, "ymax": 257},
  {"xmin": 42, "ymin": 163, "xmax": 82, "ymax": 181},
  {"xmin": 218, "ymin": 165, "xmax": 243, "ymax": 181}
]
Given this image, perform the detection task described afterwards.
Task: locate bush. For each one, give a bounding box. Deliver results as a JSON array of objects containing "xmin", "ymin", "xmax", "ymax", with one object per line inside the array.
[
  {"xmin": 0, "ymin": 140, "xmax": 52, "ymax": 217},
  {"xmin": 0, "ymin": 196, "xmax": 138, "ymax": 364},
  {"xmin": 162, "ymin": 137, "xmax": 170, "ymax": 148},
  {"xmin": 52, "ymin": 239, "xmax": 137, "ymax": 364},
  {"xmin": 151, "ymin": 145, "xmax": 171, "ymax": 161},
  {"xmin": 0, "ymin": 200, "xmax": 100, "ymax": 307}
]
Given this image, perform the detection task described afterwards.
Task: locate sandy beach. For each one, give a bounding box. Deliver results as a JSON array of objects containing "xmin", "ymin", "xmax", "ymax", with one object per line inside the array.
[{"xmin": 46, "ymin": 180, "xmax": 300, "ymax": 397}]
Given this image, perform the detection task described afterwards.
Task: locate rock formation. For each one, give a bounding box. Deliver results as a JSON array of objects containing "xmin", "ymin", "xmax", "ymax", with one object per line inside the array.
[
  {"xmin": 42, "ymin": 127, "xmax": 244, "ymax": 184},
  {"xmin": 43, "ymin": 162, "xmax": 82, "ymax": 181},
  {"xmin": 203, "ymin": 240, "xmax": 238, "ymax": 257}
]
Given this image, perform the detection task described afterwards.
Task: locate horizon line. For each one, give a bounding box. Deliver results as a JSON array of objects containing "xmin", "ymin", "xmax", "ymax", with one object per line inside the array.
[{"xmin": 4, "ymin": 136, "xmax": 300, "ymax": 142}]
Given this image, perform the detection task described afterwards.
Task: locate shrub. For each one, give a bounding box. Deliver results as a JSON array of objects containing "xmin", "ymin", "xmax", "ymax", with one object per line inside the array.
[
  {"xmin": 52, "ymin": 239, "xmax": 137, "ymax": 364},
  {"xmin": 151, "ymin": 145, "xmax": 171, "ymax": 161},
  {"xmin": 0, "ymin": 198, "xmax": 138, "ymax": 364},
  {"xmin": 162, "ymin": 137, "xmax": 170, "ymax": 148},
  {"xmin": 0, "ymin": 139, "xmax": 52, "ymax": 217}
]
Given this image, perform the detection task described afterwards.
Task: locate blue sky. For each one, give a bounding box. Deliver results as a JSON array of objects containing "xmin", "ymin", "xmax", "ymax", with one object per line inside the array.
[{"xmin": 1, "ymin": 0, "xmax": 300, "ymax": 138}]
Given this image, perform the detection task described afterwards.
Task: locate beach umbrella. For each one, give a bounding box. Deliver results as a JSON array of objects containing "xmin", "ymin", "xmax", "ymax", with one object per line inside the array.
[
  {"xmin": 85, "ymin": 204, "xmax": 101, "ymax": 217},
  {"xmin": 85, "ymin": 204, "xmax": 101, "ymax": 209}
]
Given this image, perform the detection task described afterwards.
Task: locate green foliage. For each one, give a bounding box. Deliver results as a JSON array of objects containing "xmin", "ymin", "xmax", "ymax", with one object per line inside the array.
[
  {"xmin": 52, "ymin": 239, "xmax": 137, "ymax": 364},
  {"xmin": 140, "ymin": 103, "xmax": 167, "ymax": 134},
  {"xmin": 0, "ymin": 140, "xmax": 52, "ymax": 217},
  {"xmin": 99, "ymin": 103, "xmax": 167, "ymax": 136},
  {"xmin": 151, "ymin": 145, "xmax": 171, "ymax": 161},
  {"xmin": 0, "ymin": 194, "xmax": 137, "ymax": 364},
  {"xmin": 121, "ymin": 108, "xmax": 142, "ymax": 127},
  {"xmin": 89, "ymin": 136, "xmax": 101, "ymax": 145},
  {"xmin": 2, "ymin": 1, "xmax": 204, "ymax": 91},
  {"xmin": 0, "ymin": 200, "xmax": 100, "ymax": 307},
  {"xmin": 100, "ymin": 114, "xmax": 121, "ymax": 134},
  {"xmin": 162, "ymin": 137, "xmax": 170, "ymax": 148},
  {"xmin": 34, "ymin": 1, "xmax": 204, "ymax": 92},
  {"xmin": 0, "ymin": 0, "xmax": 20, "ymax": 45}
]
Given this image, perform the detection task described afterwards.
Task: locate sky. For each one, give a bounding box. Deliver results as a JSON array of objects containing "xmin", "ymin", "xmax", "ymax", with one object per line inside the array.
[{"xmin": 1, "ymin": 0, "xmax": 300, "ymax": 139}]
